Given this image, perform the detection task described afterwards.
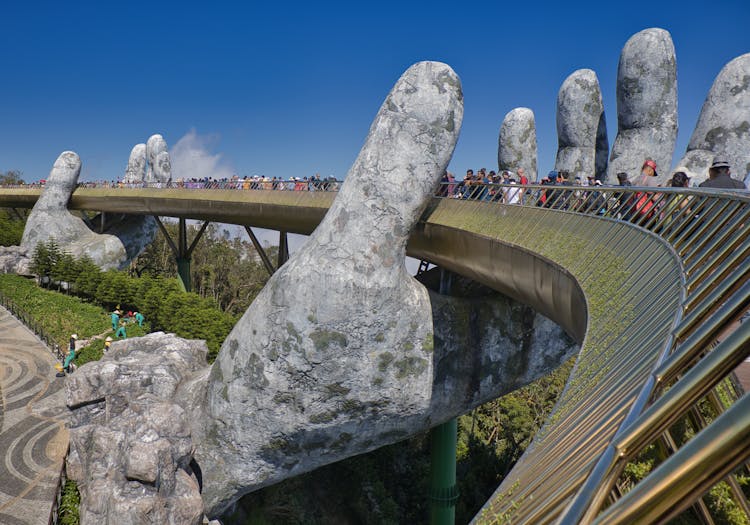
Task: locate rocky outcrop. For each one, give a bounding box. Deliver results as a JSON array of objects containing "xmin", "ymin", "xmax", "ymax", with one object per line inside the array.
[
  {"xmin": 124, "ymin": 144, "xmax": 147, "ymax": 184},
  {"xmin": 607, "ymin": 28, "xmax": 678, "ymax": 185},
  {"xmin": 20, "ymin": 152, "xmax": 128, "ymax": 270},
  {"xmin": 555, "ymin": 69, "xmax": 608, "ymax": 181},
  {"xmin": 0, "ymin": 246, "xmax": 30, "ymax": 274},
  {"xmin": 675, "ymin": 53, "xmax": 750, "ymax": 185},
  {"xmin": 498, "ymin": 108, "xmax": 538, "ymax": 181},
  {"xmin": 146, "ymin": 134, "xmax": 171, "ymax": 183},
  {"xmin": 66, "ymin": 333, "xmax": 208, "ymax": 525}
]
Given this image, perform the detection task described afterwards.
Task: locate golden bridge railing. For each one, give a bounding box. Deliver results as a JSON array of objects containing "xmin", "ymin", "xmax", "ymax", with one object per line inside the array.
[{"xmin": 449, "ymin": 183, "xmax": 750, "ymax": 524}]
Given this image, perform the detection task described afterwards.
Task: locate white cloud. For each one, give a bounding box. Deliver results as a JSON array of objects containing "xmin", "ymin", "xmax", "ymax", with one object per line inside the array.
[{"xmin": 170, "ymin": 129, "xmax": 235, "ymax": 181}]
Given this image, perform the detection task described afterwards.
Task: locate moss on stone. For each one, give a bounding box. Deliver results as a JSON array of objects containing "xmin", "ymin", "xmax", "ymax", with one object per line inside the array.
[
  {"xmin": 378, "ymin": 352, "xmax": 394, "ymax": 372},
  {"xmin": 309, "ymin": 329, "xmax": 348, "ymax": 352},
  {"xmin": 394, "ymin": 356, "xmax": 428, "ymax": 379},
  {"xmin": 341, "ymin": 398, "xmax": 363, "ymax": 412},
  {"xmin": 330, "ymin": 432, "xmax": 353, "ymax": 451},
  {"xmin": 273, "ymin": 391, "xmax": 297, "ymax": 404},
  {"xmin": 421, "ymin": 334, "xmax": 434, "ymax": 353},
  {"xmin": 325, "ymin": 383, "xmax": 351, "ymax": 397},
  {"xmin": 309, "ymin": 411, "xmax": 336, "ymax": 424}
]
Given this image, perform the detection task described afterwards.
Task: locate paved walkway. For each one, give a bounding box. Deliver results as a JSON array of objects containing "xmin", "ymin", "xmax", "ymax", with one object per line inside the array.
[{"xmin": 0, "ymin": 305, "xmax": 68, "ymax": 525}]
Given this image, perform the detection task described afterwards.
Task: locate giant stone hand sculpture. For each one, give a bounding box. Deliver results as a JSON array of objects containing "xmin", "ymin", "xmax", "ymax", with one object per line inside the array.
[
  {"xmin": 675, "ymin": 53, "xmax": 750, "ymax": 185},
  {"xmin": 146, "ymin": 134, "xmax": 172, "ymax": 183},
  {"xmin": 196, "ymin": 60, "xmax": 463, "ymax": 512},
  {"xmin": 19, "ymin": 148, "xmax": 161, "ymax": 270},
  {"xmin": 20, "ymin": 152, "xmax": 128, "ymax": 269},
  {"xmin": 124, "ymin": 143, "xmax": 147, "ymax": 184},
  {"xmin": 498, "ymin": 107, "xmax": 538, "ymax": 181}
]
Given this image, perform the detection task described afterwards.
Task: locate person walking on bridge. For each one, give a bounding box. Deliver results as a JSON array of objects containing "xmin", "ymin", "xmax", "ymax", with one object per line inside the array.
[{"xmin": 699, "ymin": 156, "xmax": 747, "ymax": 189}]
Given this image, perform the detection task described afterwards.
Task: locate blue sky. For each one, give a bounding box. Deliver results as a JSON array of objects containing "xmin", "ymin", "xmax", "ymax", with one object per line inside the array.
[{"xmin": 1, "ymin": 0, "xmax": 748, "ymax": 182}]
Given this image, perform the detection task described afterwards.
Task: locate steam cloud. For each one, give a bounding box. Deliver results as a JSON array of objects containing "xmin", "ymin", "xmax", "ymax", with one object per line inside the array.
[{"xmin": 170, "ymin": 129, "xmax": 235, "ymax": 181}]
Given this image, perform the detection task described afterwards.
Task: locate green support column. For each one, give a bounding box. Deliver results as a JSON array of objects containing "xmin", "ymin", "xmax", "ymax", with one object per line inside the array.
[
  {"xmin": 429, "ymin": 418, "xmax": 458, "ymax": 525},
  {"xmin": 176, "ymin": 257, "xmax": 191, "ymax": 292},
  {"xmin": 430, "ymin": 267, "xmax": 458, "ymax": 525},
  {"xmin": 153, "ymin": 217, "xmax": 210, "ymax": 294}
]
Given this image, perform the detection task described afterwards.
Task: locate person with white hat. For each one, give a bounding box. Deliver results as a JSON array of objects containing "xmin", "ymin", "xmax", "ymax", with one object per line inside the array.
[
  {"xmin": 699, "ymin": 156, "xmax": 746, "ymax": 189},
  {"xmin": 104, "ymin": 336, "xmax": 113, "ymax": 352}
]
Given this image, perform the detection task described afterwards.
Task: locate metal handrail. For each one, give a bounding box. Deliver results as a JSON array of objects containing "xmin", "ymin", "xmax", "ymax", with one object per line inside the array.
[{"xmin": 451, "ymin": 183, "xmax": 750, "ymax": 524}]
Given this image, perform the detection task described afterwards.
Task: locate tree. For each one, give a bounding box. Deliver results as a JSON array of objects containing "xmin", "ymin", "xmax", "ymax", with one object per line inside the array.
[
  {"xmin": 133, "ymin": 221, "xmax": 270, "ymax": 316},
  {"xmin": 0, "ymin": 210, "xmax": 26, "ymax": 246},
  {"xmin": 51, "ymin": 252, "xmax": 78, "ymax": 292},
  {"xmin": 0, "ymin": 170, "xmax": 24, "ymax": 185},
  {"xmin": 29, "ymin": 239, "xmax": 61, "ymax": 285},
  {"xmin": 74, "ymin": 256, "xmax": 103, "ymax": 297}
]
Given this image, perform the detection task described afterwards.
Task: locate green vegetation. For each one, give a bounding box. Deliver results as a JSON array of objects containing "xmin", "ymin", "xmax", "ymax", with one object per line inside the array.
[
  {"xmin": 58, "ymin": 480, "xmax": 80, "ymax": 525},
  {"xmin": 21, "ymin": 240, "xmax": 238, "ymax": 360},
  {"xmin": 0, "ymin": 273, "xmax": 109, "ymax": 351},
  {"xmin": 0, "ymin": 209, "xmax": 26, "ymax": 246},
  {"xmin": 133, "ymin": 222, "xmax": 271, "ymax": 317},
  {"xmin": 619, "ymin": 378, "xmax": 750, "ymax": 525},
  {"xmin": 0, "ymin": 169, "xmax": 24, "ymax": 185}
]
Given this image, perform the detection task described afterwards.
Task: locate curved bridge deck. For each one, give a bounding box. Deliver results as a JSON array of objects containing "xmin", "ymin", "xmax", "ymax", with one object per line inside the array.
[{"xmin": 2, "ymin": 184, "xmax": 749, "ymax": 523}]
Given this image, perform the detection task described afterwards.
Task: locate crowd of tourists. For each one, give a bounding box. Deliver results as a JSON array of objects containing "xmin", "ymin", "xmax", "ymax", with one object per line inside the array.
[
  {"xmin": 71, "ymin": 174, "xmax": 341, "ymax": 191},
  {"xmin": 438, "ymin": 155, "xmax": 745, "ymax": 202},
  {"xmin": 4, "ymin": 156, "xmax": 745, "ymax": 194}
]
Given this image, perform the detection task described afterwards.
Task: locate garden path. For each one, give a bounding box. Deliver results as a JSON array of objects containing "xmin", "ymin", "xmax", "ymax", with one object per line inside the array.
[{"xmin": 0, "ymin": 305, "xmax": 68, "ymax": 525}]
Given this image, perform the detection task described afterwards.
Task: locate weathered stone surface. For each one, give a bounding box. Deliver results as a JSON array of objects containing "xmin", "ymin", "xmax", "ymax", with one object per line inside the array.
[
  {"xmin": 607, "ymin": 28, "xmax": 677, "ymax": 185},
  {"xmin": 498, "ymin": 107, "xmax": 538, "ymax": 181},
  {"xmin": 0, "ymin": 245, "xmax": 30, "ymax": 274},
  {"xmin": 66, "ymin": 332, "xmax": 208, "ymax": 525},
  {"xmin": 194, "ymin": 60, "xmax": 463, "ymax": 514},
  {"xmin": 124, "ymin": 144, "xmax": 147, "ymax": 184},
  {"xmin": 155, "ymin": 151, "xmax": 172, "ymax": 182},
  {"xmin": 146, "ymin": 134, "xmax": 171, "ymax": 183},
  {"xmin": 20, "ymin": 152, "xmax": 128, "ymax": 270},
  {"xmin": 675, "ymin": 53, "xmax": 750, "ymax": 185},
  {"xmin": 555, "ymin": 69, "xmax": 608, "ymax": 180}
]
